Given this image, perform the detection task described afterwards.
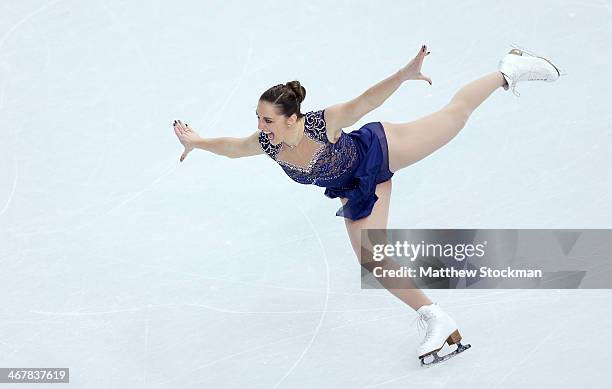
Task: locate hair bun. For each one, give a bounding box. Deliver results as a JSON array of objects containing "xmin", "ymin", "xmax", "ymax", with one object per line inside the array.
[{"xmin": 285, "ymin": 80, "xmax": 306, "ymax": 104}]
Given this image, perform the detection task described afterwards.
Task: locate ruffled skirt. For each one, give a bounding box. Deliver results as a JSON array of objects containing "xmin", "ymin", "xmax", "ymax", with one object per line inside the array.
[{"xmin": 324, "ymin": 122, "xmax": 393, "ymax": 220}]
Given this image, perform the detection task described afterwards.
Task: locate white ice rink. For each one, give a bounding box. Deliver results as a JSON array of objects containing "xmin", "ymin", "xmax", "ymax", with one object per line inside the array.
[{"xmin": 2, "ymin": 0, "xmax": 612, "ymax": 387}]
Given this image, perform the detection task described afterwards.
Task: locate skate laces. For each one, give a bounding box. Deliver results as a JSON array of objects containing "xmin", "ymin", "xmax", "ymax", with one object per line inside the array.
[
  {"xmin": 414, "ymin": 305, "xmax": 435, "ymax": 337},
  {"xmin": 414, "ymin": 314, "xmax": 427, "ymax": 335},
  {"xmin": 414, "ymin": 303, "xmax": 446, "ymax": 342},
  {"xmin": 414, "ymin": 314, "xmax": 437, "ymax": 343},
  {"xmin": 508, "ymin": 66, "xmax": 551, "ymax": 97},
  {"xmin": 509, "ymin": 80, "xmax": 520, "ymax": 97}
]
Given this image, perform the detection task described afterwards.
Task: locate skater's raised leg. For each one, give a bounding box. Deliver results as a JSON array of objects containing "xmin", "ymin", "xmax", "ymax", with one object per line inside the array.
[
  {"xmin": 384, "ymin": 46, "xmax": 563, "ymax": 173},
  {"xmin": 384, "ymin": 71, "xmax": 506, "ymax": 172}
]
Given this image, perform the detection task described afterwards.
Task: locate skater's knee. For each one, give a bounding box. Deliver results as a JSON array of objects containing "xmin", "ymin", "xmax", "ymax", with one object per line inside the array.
[
  {"xmin": 359, "ymin": 257, "xmax": 378, "ymax": 272},
  {"xmin": 354, "ymin": 249, "xmax": 375, "ymax": 267}
]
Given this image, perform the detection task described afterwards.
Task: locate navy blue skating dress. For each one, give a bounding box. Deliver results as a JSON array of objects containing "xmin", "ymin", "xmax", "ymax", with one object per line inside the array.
[{"xmin": 258, "ymin": 109, "xmax": 394, "ymax": 221}]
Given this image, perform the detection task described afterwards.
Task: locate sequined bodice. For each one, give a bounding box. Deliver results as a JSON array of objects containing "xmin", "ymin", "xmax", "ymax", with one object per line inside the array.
[{"xmin": 258, "ymin": 110, "xmax": 359, "ymax": 188}]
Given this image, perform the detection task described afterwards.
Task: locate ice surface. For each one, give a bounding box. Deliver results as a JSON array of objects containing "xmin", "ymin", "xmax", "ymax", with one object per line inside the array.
[{"xmin": 1, "ymin": 0, "xmax": 611, "ymax": 388}]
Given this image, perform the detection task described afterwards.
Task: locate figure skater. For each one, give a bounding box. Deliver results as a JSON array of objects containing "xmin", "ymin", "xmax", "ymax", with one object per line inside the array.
[{"xmin": 172, "ymin": 44, "xmax": 561, "ymax": 366}]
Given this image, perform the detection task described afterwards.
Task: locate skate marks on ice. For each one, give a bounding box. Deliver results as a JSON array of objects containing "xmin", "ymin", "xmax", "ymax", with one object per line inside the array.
[
  {"xmin": 489, "ymin": 325, "xmax": 560, "ymax": 389},
  {"xmin": 270, "ymin": 208, "xmax": 330, "ymax": 389}
]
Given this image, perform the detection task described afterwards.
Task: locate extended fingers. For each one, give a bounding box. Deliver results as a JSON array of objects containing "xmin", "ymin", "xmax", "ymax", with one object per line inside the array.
[
  {"xmin": 173, "ymin": 119, "xmax": 188, "ymax": 135},
  {"xmin": 418, "ymin": 44, "xmax": 431, "ymax": 56},
  {"xmin": 173, "ymin": 119, "xmax": 182, "ymax": 131},
  {"xmin": 173, "ymin": 123, "xmax": 182, "ymax": 137},
  {"xmin": 178, "ymin": 119, "xmax": 190, "ymax": 132}
]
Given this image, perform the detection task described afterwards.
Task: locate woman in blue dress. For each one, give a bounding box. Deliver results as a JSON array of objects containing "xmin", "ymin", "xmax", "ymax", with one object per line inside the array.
[{"xmin": 172, "ymin": 44, "xmax": 561, "ymax": 365}]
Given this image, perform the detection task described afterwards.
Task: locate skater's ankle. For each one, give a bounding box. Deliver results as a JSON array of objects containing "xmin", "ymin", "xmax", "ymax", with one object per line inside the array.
[
  {"xmin": 500, "ymin": 72, "xmax": 509, "ymax": 87},
  {"xmin": 416, "ymin": 302, "xmax": 435, "ymax": 311}
]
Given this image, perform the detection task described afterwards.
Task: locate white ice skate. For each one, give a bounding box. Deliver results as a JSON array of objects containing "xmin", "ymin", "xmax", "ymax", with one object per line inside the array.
[
  {"xmin": 499, "ymin": 44, "xmax": 564, "ymax": 97},
  {"xmin": 416, "ymin": 303, "xmax": 471, "ymax": 367}
]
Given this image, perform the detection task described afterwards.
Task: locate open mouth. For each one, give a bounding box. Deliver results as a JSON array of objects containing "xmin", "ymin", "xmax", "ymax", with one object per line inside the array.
[{"xmin": 262, "ymin": 131, "xmax": 275, "ymax": 141}]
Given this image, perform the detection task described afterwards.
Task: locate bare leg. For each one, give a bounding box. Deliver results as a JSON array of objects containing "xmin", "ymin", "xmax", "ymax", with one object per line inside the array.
[
  {"xmin": 385, "ymin": 71, "xmax": 506, "ymax": 172},
  {"xmin": 342, "ymin": 179, "xmax": 433, "ymax": 311}
]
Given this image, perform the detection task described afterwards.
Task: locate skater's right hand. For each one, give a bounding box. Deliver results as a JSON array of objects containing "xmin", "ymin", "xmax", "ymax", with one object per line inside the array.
[
  {"xmin": 399, "ymin": 44, "xmax": 432, "ymax": 85},
  {"xmin": 173, "ymin": 119, "xmax": 202, "ymax": 162}
]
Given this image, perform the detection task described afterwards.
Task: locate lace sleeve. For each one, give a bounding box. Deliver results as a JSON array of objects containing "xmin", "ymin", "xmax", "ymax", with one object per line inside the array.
[{"xmin": 304, "ymin": 110, "xmax": 329, "ymax": 143}]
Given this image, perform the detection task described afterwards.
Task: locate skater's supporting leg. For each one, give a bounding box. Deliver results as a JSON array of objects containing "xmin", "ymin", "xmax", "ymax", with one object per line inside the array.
[
  {"xmin": 341, "ymin": 179, "xmax": 433, "ymax": 311},
  {"xmin": 385, "ymin": 71, "xmax": 506, "ymax": 172}
]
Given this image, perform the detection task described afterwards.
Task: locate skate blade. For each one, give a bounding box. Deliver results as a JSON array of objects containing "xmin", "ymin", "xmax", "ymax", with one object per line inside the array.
[
  {"xmin": 510, "ymin": 42, "xmax": 567, "ymax": 77},
  {"xmin": 419, "ymin": 342, "xmax": 472, "ymax": 367}
]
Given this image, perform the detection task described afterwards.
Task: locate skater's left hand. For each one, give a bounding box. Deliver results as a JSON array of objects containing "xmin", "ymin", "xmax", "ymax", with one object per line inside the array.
[
  {"xmin": 399, "ymin": 44, "xmax": 432, "ymax": 85},
  {"xmin": 173, "ymin": 119, "xmax": 202, "ymax": 162}
]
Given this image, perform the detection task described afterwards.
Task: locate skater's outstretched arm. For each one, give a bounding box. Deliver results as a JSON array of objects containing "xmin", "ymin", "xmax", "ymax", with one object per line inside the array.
[
  {"xmin": 325, "ymin": 44, "xmax": 432, "ymax": 138},
  {"xmin": 173, "ymin": 119, "xmax": 263, "ymax": 162}
]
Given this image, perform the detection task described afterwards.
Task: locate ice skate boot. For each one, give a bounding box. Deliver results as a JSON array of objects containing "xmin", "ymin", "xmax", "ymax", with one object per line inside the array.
[
  {"xmin": 416, "ymin": 303, "xmax": 471, "ymax": 367},
  {"xmin": 498, "ymin": 44, "xmax": 563, "ymax": 96}
]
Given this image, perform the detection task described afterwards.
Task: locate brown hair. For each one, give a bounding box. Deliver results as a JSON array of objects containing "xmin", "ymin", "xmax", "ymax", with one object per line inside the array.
[{"xmin": 259, "ymin": 81, "xmax": 306, "ymax": 118}]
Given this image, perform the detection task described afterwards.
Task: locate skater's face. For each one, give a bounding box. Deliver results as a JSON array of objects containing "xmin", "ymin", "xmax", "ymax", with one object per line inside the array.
[{"xmin": 256, "ymin": 100, "xmax": 298, "ymax": 146}]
